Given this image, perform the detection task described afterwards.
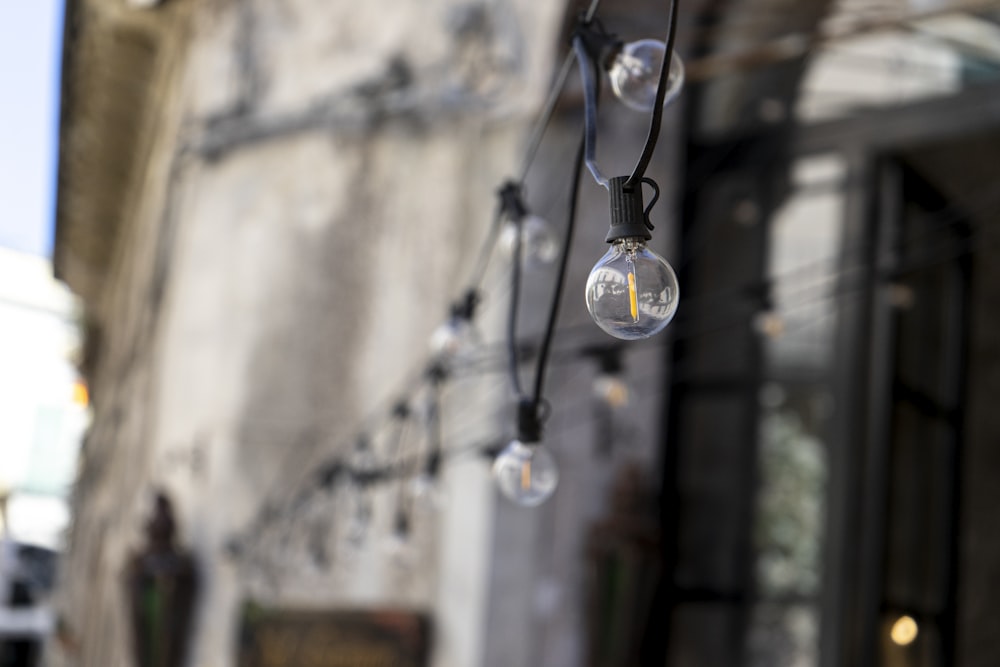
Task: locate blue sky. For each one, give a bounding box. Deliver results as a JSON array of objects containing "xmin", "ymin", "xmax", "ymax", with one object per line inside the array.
[{"xmin": 0, "ymin": 0, "xmax": 65, "ymax": 257}]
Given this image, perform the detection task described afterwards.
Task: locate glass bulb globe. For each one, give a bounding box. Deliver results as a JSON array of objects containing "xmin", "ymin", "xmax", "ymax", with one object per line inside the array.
[
  {"xmin": 383, "ymin": 530, "xmax": 412, "ymax": 559},
  {"xmin": 345, "ymin": 505, "xmax": 370, "ymax": 548},
  {"xmin": 585, "ymin": 238, "xmax": 679, "ymax": 340},
  {"xmin": 608, "ymin": 39, "xmax": 685, "ymax": 112},
  {"xmin": 492, "ymin": 440, "xmax": 559, "ymax": 507},
  {"xmin": 383, "ymin": 511, "xmax": 414, "ymax": 563},
  {"xmin": 593, "ymin": 375, "xmax": 630, "ymax": 408},
  {"xmin": 430, "ymin": 316, "xmax": 477, "ymax": 359},
  {"xmin": 753, "ymin": 310, "xmax": 786, "ymax": 339},
  {"xmin": 499, "ymin": 215, "xmax": 559, "ymax": 269}
]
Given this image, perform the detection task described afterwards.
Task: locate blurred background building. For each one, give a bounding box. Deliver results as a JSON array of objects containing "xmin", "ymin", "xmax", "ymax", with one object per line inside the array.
[
  {"xmin": 0, "ymin": 1, "xmax": 84, "ymax": 663},
  {"xmin": 4, "ymin": 0, "xmax": 997, "ymax": 666},
  {"xmin": 0, "ymin": 248, "xmax": 84, "ymax": 667}
]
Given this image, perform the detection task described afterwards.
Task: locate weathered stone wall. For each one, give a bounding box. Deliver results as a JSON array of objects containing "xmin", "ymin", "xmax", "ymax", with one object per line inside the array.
[{"xmin": 51, "ymin": 0, "xmax": 571, "ymax": 665}]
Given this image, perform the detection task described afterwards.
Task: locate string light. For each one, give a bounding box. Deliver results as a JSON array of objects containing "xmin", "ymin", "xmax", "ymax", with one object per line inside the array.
[
  {"xmin": 495, "ymin": 180, "xmax": 563, "ymax": 506},
  {"xmin": 229, "ymin": 196, "xmax": 985, "ymax": 567},
  {"xmin": 499, "ymin": 214, "xmax": 559, "ymax": 269},
  {"xmin": 383, "ymin": 507, "xmax": 414, "ymax": 564},
  {"xmin": 492, "ymin": 399, "xmax": 559, "ymax": 507},
  {"xmin": 410, "ymin": 365, "xmax": 447, "ymax": 506},
  {"xmin": 491, "ymin": 129, "xmax": 586, "ymax": 506},
  {"xmin": 753, "ymin": 285, "xmax": 786, "ymax": 338},
  {"xmin": 493, "ymin": 441, "xmax": 559, "ymax": 506},
  {"xmin": 571, "ymin": 20, "xmax": 685, "ymax": 114},
  {"xmin": 232, "ymin": 0, "xmax": 986, "ymax": 560},
  {"xmin": 753, "ymin": 310, "xmax": 786, "ymax": 338},
  {"xmin": 191, "ymin": 0, "xmax": 1000, "ymax": 571},
  {"xmin": 232, "ymin": 2, "xmax": 701, "ymax": 536},
  {"xmin": 430, "ymin": 289, "xmax": 481, "ymax": 361},
  {"xmin": 345, "ymin": 436, "xmax": 378, "ymax": 549},
  {"xmin": 574, "ymin": 2, "xmax": 684, "ymax": 340},
  {"xmin": 585, "ymin": 178, "xmax": 680, "ymax": 339},
  {"xmin": 590, "ymin": 346, "xmax": 629, "ymax": 408},
  {"xmin": 408, "ymin": 451, "xmax": 445, "ymax": 509},
  {"xmin": 345, "ymin": 494, "xmax": 372, "ymax": 549},
  {"xmin": 231, "ymin": 177, "xmax": 985, "ymax": 558}
]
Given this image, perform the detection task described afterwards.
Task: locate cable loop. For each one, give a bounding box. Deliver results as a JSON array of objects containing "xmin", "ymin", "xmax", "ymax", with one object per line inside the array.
[
  {"xmin": 642, "ymin": 177, "xmax": 660, "ymax": 231},
  {"xmin": 574, "ymin": 35, "xmax": 610, "ymax": 189}
]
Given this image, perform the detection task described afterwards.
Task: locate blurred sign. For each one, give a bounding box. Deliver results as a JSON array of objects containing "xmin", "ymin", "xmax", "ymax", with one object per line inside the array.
[{"xmin": 237, "ymin": 605, "xmax": 431, "ymax": 667}]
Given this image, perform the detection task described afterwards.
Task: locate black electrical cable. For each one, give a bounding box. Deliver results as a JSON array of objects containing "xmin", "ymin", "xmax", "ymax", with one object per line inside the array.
[
  {"xmin": 242, "ymin": 5, "xmax": 609, "ymax": 525},
  {"xmin": 238, "ymin": 171, "xmax": 995, "ymax": 483},
  {"xmin": 234, "ymin": 0, "xmax": 1000, "ymax": 562},
  {"xmin": 237, "ymin": 208, "xmax": 989, "ymax": 556},
  {"xmin": 519, "ymin": 53, "xmax": 577, "ymax": 183},
  {"xmin": 232, "ymin": 0, "xmax": 643, "ymax": 560},
  {"xmin": 625, "ymin": 0, "xmax": 680, "ymax": 189},
  {"xmin": 467, "ymin": 201, "xmax": 505, "ymax": 291},
  {"xmin": 532, "ymin": 133, "xmax": 586, "ymax": 405},
  {"xmin": 575, "ymin": 35, "xmax": 609, "ymax": 188},
  {"xmin": 426, "ymin": 370, "xmax": 445, "ymax": 472},
  {"xmin": 507, "ymin": 213, "xmax": 526, "ymax": 397},
  {"xmin": 517, "ymin": 0, "xmax": 603, "ymax": 182}
]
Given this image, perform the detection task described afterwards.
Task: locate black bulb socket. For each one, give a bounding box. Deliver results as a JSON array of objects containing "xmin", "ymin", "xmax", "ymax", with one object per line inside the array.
[
  {"xmin": 606, "ymin": 176, "xmax": 653, "ymax": 243},
  {"xmin": 424, "ymin": 449, "xmax": 442, "ymax": 478},
  {"xmin": 426, "ymin": 362, "xmax": 449, "ymax": 385},
  {"xmin": 516, "ymin": 398, "xmax": 542, "ymax": 444},
  {"xmin": 450, "ymin": 288, "xmax": 480, "ymax": 321},
  {"xmin": 498, "ymin": 181, "xmax": 529, "ymax": 222},
  {"xmin": 573, "ymin": 21, "xmax": 623, "ymax": 72}
]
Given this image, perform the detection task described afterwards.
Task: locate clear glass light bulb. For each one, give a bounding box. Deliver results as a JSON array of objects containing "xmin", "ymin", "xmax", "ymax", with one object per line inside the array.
[
  {"xmin": 608, "ymin": 39, "xmax": 685, "ymax": 112},
  {"xmin": 383, "ymin": 510, "xmax": 414, "ymax": 563},
  {"xmin": 585, "ymin": 238, "xmax": 679, "ymax": 340},
  {"xmin": 345, "ymin": 501, "xmax": 371, "ymax": 548},
  {"xmin": 593, "ymin": 375, "xmax": 630, "ymax": 408},
  {"xmin": 430, "ymin": 317, "xmax": 477, "ymax": 359},
  {"xmin": 753, "ymin": 310, "xmax": 785, "ymax": 339},
  {"xmin": 492, "ymin": 440, "xmax": 559, "ymax": 507},
  {"xmin": 383, "ymin": 530, "xmax": 412, "ymax": 561},
  {"xmin": 499, "ymin": 215, "xmax": 559, "ymax": 269}
]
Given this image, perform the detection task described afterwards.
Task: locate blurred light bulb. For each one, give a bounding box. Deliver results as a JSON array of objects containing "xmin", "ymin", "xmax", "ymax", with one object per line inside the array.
[
  {"xmin": 431, "ymin": 291, "xmax": 480, "ymax": 361},
  {"xmin": 593, "ymin": 375, "xmax": 630, "ymax": 408},
  {"xmin": 345, "ymin": 501, "xmax": 371, "ymax": 548},
  {"xmin": 383, "ymin": 509, "xmax": 413, "ymax": 561},
  {"xmin": 585, "ymin": 237, "xmax": 679, "ymax": 340},
  {"xmin": 886, "ymin": 282, "xmax": 916, "ymax": 310},
  {"xmin": 608, "ymin": 39, "xmax": 684, "ymax": 112},
  {"xmin": 430, "ymin": 316, "xmax": 477, "ymax": 359},
  {"xmin": 753, "ymin": 310, "xmax": 786, "ymax": 339},
  {"xmin": 499, "ymin": 215, "xmax": 559, "ymax": 269},
  {"xmin": 890, "ymin": 615, "xmax": 919, "ymax": 646},
  {"xmin": 492, "ymin": 440, "xmax": 559, "ymax": 507},
  {"xmin": 72, "ymin": 380, "xmax": 89, "ymax": 408}
]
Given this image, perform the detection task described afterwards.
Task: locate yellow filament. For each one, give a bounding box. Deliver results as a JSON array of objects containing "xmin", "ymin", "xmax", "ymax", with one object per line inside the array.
[
  {"xmin": 521, "ymin": 461, "xmax": 531, "ymax": 490},
  {"xmin": 627, "ymin": 271, "xmax": 638, "ymax": 322}
]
